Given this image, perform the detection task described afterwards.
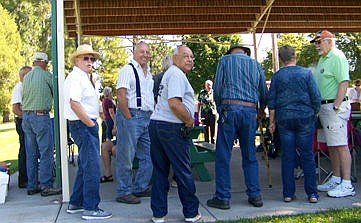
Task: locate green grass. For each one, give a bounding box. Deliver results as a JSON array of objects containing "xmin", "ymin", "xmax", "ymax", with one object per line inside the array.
[
  {"xmin": 219, "ymin": 208, "xmax": 361, "ymax": 223},
  {"xmin": 0, "ymin": 122, "xmax": 19, "ymax": 174},
  {"xmin": 0, "ymin": 122, "xmax": 19, "ymax": 162}
]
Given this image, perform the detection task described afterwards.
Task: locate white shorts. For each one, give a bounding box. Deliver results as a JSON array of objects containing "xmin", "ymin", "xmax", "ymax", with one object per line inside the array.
[{"xmin": 317, "ymin": 101, "xmax": 350, "ymax": 147}]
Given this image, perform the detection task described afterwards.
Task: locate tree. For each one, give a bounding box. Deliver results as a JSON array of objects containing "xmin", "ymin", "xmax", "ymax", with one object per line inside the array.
[
  {"xmin": 2, "ymin": 0, "xmax": 51, "ymax": 64},
  {"xmin": 337, "ymin": 33, "xmax": 361, "ymax": 81},
  {"xmin": 261, "ymin": 33, "xmax": 319, "ymax": 80},
  {"xmin": 0, "ymin": 5, "xmax": 24, "ymax": 122},
  {"xmin": 181, "ymin": 34, "xmax": 243, "ymax": 93}
]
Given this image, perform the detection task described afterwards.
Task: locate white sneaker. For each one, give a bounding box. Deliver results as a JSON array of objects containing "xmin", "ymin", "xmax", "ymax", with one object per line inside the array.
[
  {"xmin": 327, "ymin": 184, "xmax": 356, "ymax": 198},
  {"xmin": 317, "ymin": 179, "xmax": 340, "ymax": 192},
  {"xmin": 151, "ymin": 216, "xmax": 165, "ymax": 223},
  {"xmin": 185, "ymin": 213, "xmax": 201, "ymax": 223}
]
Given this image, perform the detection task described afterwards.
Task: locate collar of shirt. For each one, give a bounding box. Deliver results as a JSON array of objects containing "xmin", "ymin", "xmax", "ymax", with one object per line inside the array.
[
  {"xmin": 130, "ymin": 59, "xmax": 150, "ymax": 75},
  {"xmin": 73, "ymin": 66, "xmax": 91, "ymax": 79}
]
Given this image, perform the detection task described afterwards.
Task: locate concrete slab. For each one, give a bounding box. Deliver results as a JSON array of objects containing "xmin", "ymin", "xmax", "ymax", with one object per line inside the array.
[{"xmin": 1, "ymin": 146, "xmax": 360, "ymax": 223}]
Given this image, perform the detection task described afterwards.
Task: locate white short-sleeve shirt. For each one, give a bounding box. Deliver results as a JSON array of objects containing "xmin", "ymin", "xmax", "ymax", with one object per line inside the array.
[
  {"xmin": 116, "ymin": 59, "xmax": 154, "ymax": 111},
  {"xmin": 151, "ymin": 65, "xmax": 195, "ymax": 123},
  {"xmin": 11, "ymin": 82, "xmax": 23, "ymax": 117},
  {"xmin": 64, "ymin": 66, "xmax": 99, "ymax": 120}
]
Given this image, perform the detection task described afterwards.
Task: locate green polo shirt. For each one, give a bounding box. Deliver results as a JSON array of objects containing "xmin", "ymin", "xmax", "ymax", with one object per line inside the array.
[
  {"xmin": 314, "ymin": 48, "xmax": 349, "ymax": 100},
  {"xmin": 22, "ymin": 66, "xmax": 53, "ymax": 111}
]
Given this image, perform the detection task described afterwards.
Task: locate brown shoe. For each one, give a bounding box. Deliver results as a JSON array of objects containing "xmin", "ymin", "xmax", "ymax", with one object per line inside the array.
[
  {"xmin": 133, "ymin": 187, "xmax": 152, "ymax": 197},
  {"xmin": 116, "ymin": 194, "xmax": 141, "ymax": 204}
]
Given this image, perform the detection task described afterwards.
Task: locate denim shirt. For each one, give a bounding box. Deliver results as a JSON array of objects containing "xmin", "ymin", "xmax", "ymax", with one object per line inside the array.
[{"xmin": 268, "ymin": 65, "xmax": 321, "ymax": 121}]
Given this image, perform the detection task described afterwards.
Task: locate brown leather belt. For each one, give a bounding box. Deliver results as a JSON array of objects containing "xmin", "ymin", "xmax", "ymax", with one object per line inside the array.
[
  {"xmin": 23, "ymin": 110, "xmax": 49, "ymax": 115},
  {"xmin": 221, "ymin": 99, "xmax": 257, "ymax": 108}
]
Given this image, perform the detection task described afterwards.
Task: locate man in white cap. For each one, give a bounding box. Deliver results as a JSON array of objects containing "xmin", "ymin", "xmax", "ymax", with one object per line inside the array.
[
  {"xmin": 311, "ymin": 30, "xmax": 356, "ymax": 198},
  {"xmin": 64, "ymin": 44, "xmax": 112, "ymax": 220},
  {"xmin": 22, "ymin": 52, "xmax": 61, "ymax": 197}
]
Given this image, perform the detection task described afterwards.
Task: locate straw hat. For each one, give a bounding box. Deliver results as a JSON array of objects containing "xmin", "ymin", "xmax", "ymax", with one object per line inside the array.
[{"xmin": 70, "ymin": 44, "xmax": 100, "ymax": 64}]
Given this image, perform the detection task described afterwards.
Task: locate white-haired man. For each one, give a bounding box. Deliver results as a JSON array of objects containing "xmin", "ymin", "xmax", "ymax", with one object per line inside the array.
[{"xmin": 311, "ymin": 30, "xmax": 355, "ymax": 198}]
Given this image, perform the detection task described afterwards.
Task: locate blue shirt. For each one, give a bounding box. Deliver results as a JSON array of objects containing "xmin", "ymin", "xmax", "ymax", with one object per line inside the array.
[
  {"xmin": 213, "ymin": 53, "xmax": 267, "ymax": 110},
  {"xmin": 268, "ymin": 65, "xmax": 321, "ymax": 121}
]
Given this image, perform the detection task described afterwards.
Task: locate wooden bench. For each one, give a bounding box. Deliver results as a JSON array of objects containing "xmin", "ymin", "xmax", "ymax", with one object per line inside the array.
[{"xmin": 189, "ymin": 126, "xmax": 216, "ymax": 181}]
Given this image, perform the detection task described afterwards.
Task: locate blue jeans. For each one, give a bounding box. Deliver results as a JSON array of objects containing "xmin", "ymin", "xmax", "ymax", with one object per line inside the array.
[
  {"xmin": 115, "ymin": 109, "xmax": 153, "ymax": 197},
  {"xmin": 277, "ymin": 116, "xmax": 317, "ymax": 199},
  {"xmin": 22, "ymin": 112, "xmax": 54, "ymax": 190},
  {"xmin": 149, "ymin": 120, "xmax": 199, "ymax": 218},
  {"xmin": 104, "ymin": 118, "xmax": 114, "ymax": 140},
  {"xmin": 215, "ymin": 104, "xmax": 260, "ymax": 201},
  {"xmin": 69, "ymin": 120, "xmax": 101, "ymax": 210}
]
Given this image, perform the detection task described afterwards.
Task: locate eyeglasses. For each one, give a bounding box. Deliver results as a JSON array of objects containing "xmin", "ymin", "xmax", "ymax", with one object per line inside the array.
[
  {"xmin": 83, "ymin": 56, "xmax": 97, "ymax": 62},
  {"xmin": 356, "ymin": 85, "xmax": 360, "ymax": 87}
]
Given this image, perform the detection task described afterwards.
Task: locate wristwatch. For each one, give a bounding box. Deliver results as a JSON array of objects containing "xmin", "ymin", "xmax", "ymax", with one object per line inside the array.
[{"xmin": 333, "ymin": 105, "xmax": 339, "ymax": 110}]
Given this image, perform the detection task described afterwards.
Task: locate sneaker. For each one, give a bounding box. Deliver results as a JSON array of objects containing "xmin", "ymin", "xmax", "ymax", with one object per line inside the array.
[
  {"xmin": 170, "ymin": 180, "xmax": 178, "ymax": 188},
  {"xmin": 248, "ymin": 196, "xmax": 263, "ymax": 207},
  {"xmin": 185, "ymin": 213, "xmax": 201, "ymax": 223},
  {"xmin": 66, "ymin": 204, "xmax": 84, "ymax": 214},
  {"xmin": 116, "ymin": 194, "xmax": 141, "ymax": 204},
  {"xmin": 327, "ymin": 184, "xmax": 356, "ymax": 198},
  {"xmin": 308, "ymin": 194, "xmax": 319, "ymax": 203},
  {"xmin": 41, "ymin": 187, "xmax": 62, "ymax": 197},
  {"xmin": 81, "ymin": 208, "xmax": 112, "ymax": 220},
  {"xmin": 283, "ymin": 196, "xmax": 295, "ymax": 202},
  {"xmin": 151, "ymin": 216, "xmax": 166, "ymax": 223},
  {"xmin": 207, "ymin": 197, "xmax": 230, "ymax": 209},
  {"xmin": 317, "ymin": 179, "xmax": 340, "ymax": 192}
]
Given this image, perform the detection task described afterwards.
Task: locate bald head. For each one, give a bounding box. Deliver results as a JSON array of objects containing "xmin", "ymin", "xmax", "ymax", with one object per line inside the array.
[{"xmin": 173, "ymin": 45, "xmax": 194, "ymax": 73}]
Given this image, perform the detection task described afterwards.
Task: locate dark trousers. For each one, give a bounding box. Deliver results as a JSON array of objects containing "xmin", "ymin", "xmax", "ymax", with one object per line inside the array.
[
  {"xmin": 15, "ymin": 117, "xmax": 28, "ymax": 187},
  {"xmin": 202, "ymin": 112, "xmax": 216, "ymax": 144}
]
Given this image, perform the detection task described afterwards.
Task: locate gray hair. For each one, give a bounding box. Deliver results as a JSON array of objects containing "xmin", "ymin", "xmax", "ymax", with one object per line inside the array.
[
  {"xmin": 278, "ymin": 45, "xmax": 295, "ymax": 64},
  {"xmin": 174, "ymin": 45, "xmax": 187, "ymax": 55},
  {"xmin": 103, "ymin": 86, "xmax": 112, "ymax": 97},
  {"xmin": 161, "ymin": 54, "xmax": 173, "ymax": 71},
  {"xmin": 19, "ymin": 66, "xmax": 32, "ymax": 78},
  {"xmin": 205, "ymin": 80, "xmax": 213, "ymax": 86}
]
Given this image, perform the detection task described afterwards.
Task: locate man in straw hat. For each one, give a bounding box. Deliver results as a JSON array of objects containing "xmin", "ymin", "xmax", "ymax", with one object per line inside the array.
[
  {"xmin": 22, "ymin": 52, "xmax": 62, "ymax": 197},
  {"xmin": 64, "ymin": 44, "xmax": 112, "ymax": 220},
  {"xmin": 207, "ymin": 44, "xmax": 267, "ymax": 209},
  {"xmin": 115, "ymin": 41, "xmax": 154, "ymax": 204},
  {"xmin": 311, "ymin": 30, "xmax": 355, "ymax": 198}
]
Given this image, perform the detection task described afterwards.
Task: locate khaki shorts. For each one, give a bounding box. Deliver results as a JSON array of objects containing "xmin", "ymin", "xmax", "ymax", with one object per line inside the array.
[{"xmin": 317, "ymin": 101, "xmax": 350, "ymax": 146}]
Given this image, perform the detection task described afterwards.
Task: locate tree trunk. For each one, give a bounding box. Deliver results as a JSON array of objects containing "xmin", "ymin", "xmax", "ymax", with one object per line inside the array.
[{"xmin": 2, "ymin": 111, "xmax": 10, "ymax": 123}]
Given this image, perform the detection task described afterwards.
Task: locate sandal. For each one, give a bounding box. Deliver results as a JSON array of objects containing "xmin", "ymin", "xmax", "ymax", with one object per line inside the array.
[{"xmin": 100, "ymin": 175, "xmax": 114, "ymax": 183}]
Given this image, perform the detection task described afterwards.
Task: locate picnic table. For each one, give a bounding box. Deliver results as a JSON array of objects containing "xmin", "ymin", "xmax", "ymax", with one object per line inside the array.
[{"xmin": 190, "ymin": 126, "xmax": 216, "ymax": 181}]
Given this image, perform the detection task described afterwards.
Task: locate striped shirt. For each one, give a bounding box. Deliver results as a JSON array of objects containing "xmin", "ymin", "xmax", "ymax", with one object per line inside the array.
[
  {"xmin": 213, "ymin": 53, "xmax": 267, "ymax": 109},
  {"xmin": 22, "ymin": 66, "xmax": 53, "ymax": 111}
]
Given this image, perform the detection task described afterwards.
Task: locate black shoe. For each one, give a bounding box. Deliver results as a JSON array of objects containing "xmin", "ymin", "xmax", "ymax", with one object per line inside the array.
[
  {"xmin": 41, "ymin": 187, "xmax": 62, "ymax": 197},
  {"xmin": 18, "ymin": 183, "xmax": 27, "ymax": 189},
  {"xmin": 27, "ymin": 188, "xmax": 41, "ymax": 195},
  {"xmin": 248, "ymin": 196, "xmax": 263, "ymax": 207},
  {"xmin": 133, "ymin": 187, "xmax": 151, "ymax": 197},
  {"xmin": 206, "ymin": 197, "xmax": 230, "ymax": 209}
]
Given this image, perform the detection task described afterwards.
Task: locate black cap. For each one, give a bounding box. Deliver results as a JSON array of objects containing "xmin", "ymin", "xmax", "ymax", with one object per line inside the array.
[{"xmin": 225, "ymin": 44, "xmax": 251, "ymax": 56}]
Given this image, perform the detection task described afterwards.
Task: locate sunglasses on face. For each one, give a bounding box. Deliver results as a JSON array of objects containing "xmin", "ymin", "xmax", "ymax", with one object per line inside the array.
[
  {"xmin": 82, "ymin": 56, "xmax": 97, "ymax": 62},
  {"xmin": 356, "ymin": 85, "xmax": 360, "ymax": 87}
]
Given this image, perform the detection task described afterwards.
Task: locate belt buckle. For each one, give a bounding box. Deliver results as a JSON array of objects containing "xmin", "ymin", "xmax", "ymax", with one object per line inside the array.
[{"xmin": 36, "ymin": 111, "xmax": 44, "ymax": 116}]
